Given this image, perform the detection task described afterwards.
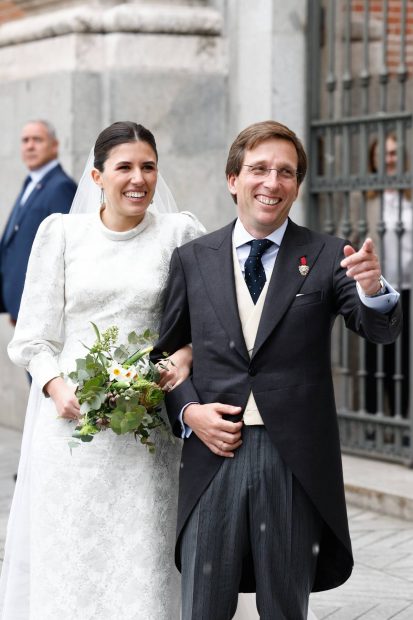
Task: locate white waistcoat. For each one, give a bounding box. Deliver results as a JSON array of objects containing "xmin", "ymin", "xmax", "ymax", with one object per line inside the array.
[{"xmin": 232, "ymin": 243, "xmax": 273, "ymax": 425}]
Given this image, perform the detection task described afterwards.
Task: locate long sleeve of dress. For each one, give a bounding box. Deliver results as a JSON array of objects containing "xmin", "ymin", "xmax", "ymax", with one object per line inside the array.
[{"xmin": 8, "ymin": 213, "xmax": 66, "ymax": 389}]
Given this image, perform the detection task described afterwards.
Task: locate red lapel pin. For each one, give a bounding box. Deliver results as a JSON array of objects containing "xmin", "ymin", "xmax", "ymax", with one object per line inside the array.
[{"xmin": 298, "ymin": 256, "xmax": 309, "ymax": 276}]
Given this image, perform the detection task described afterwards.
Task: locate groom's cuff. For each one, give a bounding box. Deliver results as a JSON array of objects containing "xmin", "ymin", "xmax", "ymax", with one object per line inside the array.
[
  {"xmin": 357, "ymin": 278, "xmax": 399, "ymax": 312},
  {"xmin": 178, "ymin": 403, "xmax": 197, "ymax": 438}
]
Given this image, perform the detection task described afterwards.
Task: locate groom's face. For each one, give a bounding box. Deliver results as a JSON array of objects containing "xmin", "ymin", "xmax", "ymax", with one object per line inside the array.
[{"xmin": 227, "ymin": 138, "xmax": 299, "ymax": 238}]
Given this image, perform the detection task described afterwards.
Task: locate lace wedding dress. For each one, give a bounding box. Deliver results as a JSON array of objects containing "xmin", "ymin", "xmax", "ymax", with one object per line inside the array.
[
  {"xmin": 234, "ymin": 596, "xmax": 318, "ymax": 619},
  {"xmin": 0, "ymin": 209, "xmax": 204, "ymax": 620}
]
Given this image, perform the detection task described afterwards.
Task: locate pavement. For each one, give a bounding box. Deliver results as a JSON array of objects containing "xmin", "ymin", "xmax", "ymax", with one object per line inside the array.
[{"xmin": 0, "ymin": 426, "xmax": 412, "ymax": 619}]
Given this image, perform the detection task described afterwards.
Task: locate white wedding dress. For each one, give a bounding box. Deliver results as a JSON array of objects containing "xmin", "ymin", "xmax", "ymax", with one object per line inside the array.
[
  {"xmin": 234, "ymin": 596, "xmax": 317, "ymax": 619},
  {"xmin": 0, "ymin": 209, "xmax": 205, "ymax": 620}
]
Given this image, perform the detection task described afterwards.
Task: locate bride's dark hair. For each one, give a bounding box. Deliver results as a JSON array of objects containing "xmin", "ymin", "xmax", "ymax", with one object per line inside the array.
[{"xmin": 94, "ymin": 121, "xmax": 158, "ymax": 171}]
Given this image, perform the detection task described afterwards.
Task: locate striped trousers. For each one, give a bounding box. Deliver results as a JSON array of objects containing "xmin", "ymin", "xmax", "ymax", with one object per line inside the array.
[{"xmin": 181, "ymin": 427, "xmax": 321, "ymax": 620}]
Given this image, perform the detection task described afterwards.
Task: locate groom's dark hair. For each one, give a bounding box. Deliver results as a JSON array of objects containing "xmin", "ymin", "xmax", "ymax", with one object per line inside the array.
[
  {"xmin": 94, "ymin": 121, "xmax": 158, "ymax": 171},
  {"xmin": 225, "ymin": 120, "xmax": 307, "ymax": 202}
]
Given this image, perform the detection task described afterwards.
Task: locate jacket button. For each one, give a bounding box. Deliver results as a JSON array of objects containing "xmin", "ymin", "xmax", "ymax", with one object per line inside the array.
[
  {"xmin": 14, "ymin": 225, "xmax": 19, "ymax": 231},
  {"xmin": 248, "ymin": 367, "xmax": 256, "ymax": 377}
]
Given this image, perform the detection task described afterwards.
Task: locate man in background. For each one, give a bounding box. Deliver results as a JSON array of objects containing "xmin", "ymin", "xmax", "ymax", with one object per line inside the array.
[{"xmin": 0, "ymin": 120, "xmax": 77, "ymax": 324}]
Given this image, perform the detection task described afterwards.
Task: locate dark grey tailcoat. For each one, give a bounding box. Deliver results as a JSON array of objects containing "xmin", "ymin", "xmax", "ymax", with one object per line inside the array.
[{"xmin": 153, "ymin": 218, "xmax": 402, "ymax": 593}]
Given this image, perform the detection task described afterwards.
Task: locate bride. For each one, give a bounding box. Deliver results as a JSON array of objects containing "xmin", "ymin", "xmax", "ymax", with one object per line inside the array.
[{"xmin": 0, "ymin": 121, "xmax": 205, "ymax": 620}]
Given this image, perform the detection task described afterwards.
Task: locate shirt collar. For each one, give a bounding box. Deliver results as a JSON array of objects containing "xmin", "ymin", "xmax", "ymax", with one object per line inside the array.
[
  {"xmin": 29, "ymin": 159, "xmax": 59, "ymax": 183},
  {"xmin": 233, "ymin": 217, "xmax": 288, "ymax": 248}
]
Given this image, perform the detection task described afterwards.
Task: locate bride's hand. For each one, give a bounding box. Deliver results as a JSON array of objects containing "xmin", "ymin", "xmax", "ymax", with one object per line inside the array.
[
  {"xmin": 157, "ymin": 344, "xmax": 193, "ymax": 392},
  {"xmin": 44, "ymin": 376, "xmax": 81, "ymax": 420}
]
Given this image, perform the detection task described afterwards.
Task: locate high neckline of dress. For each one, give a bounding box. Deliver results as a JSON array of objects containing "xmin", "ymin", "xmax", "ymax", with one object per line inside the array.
[{"xmin": 96, "ymin": 209, "xmax": 153, "ymax": 241}]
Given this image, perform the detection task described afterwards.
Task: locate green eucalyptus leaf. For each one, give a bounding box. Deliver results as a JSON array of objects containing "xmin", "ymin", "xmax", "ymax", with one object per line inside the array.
[
  {"xmin": 113, "ymin": 345, "xmax": 129, "ymax": 363},
  {"xmin": 110, "ymin": 410, "xmax": 124, "ymax": 435},
  {"xmin": 83, "ymin": 374, "xmax": 106, "ymax": 390},
  {"xmin": 91, "ymin": 322, "xmax": 101, "ymax": 341},
  {"xmin": 120, "ymin": 411, "xmax": 140, "ymax": 434},
  {"xmin": 117, "ymin": 394, "xmax": 143, "ymax": 414},
  {"xmin": 80, "ymin": 401, "xmax": 91, "ymax": 415},
  {"xmin": 143, "ymin": 328, "xmax": 157, "ymax": 341},
  {"xmin": 88, "ymin": 394, "xmax": 106, "ymax": 411},
  {"xmin": 128, "ymin": 331, "xmax": 140, "ymax": 345}
]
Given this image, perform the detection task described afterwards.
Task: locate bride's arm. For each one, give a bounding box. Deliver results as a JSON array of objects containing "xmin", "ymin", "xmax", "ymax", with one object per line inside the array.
[
  {"xmin": 8, "ymin": 214, "xmax": 67, "ymax": 392},
  {"xmin": 157, "ymin": 344, "xmax": 192, "ymax": 391}
]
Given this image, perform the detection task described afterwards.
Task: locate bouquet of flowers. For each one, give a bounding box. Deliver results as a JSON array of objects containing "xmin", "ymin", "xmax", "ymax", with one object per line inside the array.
[{"xmin": 68, "ymin": 323, "xmax": 168, "ymax": 453}]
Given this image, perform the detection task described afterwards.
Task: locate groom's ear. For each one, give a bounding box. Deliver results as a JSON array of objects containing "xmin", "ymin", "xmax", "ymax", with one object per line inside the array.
[
  {"xmin": 227, "ymin": 173, "xmax": 237, "ymax": 196},
  {"xmin": 227, "ymin": 174, "xmax": 238, "ymax": 205}
]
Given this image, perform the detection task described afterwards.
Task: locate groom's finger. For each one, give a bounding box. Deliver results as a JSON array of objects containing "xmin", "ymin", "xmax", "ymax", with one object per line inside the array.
[
  {"xmin": 215, "ymin": 437, "xmax": 243, "ymax": 457},
  {"xmin": 215, "ymin": 404, "xmax": 242, "ymax": 415},
  {"xmin": 208, "ymin": 437, "xmax": 243, "ymax": 458},
  {"xmin": 218, "ymin": 430, "xmax": 243, "ymax": 444}
]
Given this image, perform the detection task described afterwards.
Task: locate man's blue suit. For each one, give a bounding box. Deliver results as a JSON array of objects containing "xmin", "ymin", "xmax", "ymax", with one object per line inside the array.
[{"xmin": 0, "ymin": 164, "xmax": 77, "ymax": 321}]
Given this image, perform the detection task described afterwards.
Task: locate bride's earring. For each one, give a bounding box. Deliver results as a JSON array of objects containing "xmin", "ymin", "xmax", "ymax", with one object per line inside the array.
[{"xmin": 100, "ymin": 188, "xmax": 105, "ymax": 206}]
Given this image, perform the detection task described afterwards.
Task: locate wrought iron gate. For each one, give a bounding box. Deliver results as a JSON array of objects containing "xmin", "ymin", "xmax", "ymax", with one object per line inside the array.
[{"xmin": 306, "ymin": 0, "xmax": 413, "ymax": 465}]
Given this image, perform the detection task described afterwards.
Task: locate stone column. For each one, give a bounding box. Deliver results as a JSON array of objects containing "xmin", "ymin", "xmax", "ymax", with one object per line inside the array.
[
  {"xmin": 226, "ymin": 0, "xmax": 308, "ymax": 224},
  {"xmin": 0, "ymin": 0, "xmax": 229, "ymax": 429}
]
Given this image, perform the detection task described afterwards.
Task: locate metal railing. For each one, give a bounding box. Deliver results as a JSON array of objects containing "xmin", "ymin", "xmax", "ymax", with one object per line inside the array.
[{"xmin": 306, "ymin": 0, "xmax": 413, "ymax": 466}]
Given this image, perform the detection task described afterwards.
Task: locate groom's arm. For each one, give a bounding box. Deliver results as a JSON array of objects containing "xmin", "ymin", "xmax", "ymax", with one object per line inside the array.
[
  {"xmin": 152, "ymin": 247, "xmax": 243, "ymax": 455},
  {"xmin": 152, "ymin": 247, "xmax": 200, "ymax": 436}
]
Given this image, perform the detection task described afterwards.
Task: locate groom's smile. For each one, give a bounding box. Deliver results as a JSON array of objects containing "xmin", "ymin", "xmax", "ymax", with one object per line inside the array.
[{"xmin": 255, "ymin": 195, "xmax": 282, "ymax": 206}]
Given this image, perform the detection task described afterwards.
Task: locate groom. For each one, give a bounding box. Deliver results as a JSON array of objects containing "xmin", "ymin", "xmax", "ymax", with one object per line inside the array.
[{"xmin": 153, "ymin": 121, "xmax": 401, "ymax": 619}]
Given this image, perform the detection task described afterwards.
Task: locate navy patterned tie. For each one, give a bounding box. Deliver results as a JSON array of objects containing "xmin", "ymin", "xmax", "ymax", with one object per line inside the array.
[{"xmin": 244, "ymin": 239, "xmax": 274, "ymax": 304}]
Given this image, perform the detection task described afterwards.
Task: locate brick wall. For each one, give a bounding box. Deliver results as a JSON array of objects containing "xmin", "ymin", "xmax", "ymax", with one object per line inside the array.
[
  {"xmin": 352, "ymin": 0, "xmax": 413, "ymax": 73},
  {"xmin": 0, "ymin": 1, "xmax": 25, "ymax": 24}
]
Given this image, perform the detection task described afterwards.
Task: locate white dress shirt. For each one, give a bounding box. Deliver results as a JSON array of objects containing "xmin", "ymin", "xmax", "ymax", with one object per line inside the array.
[{"xmin": 20, "ymin": 159, "xmax": 59, "ymax": 205}]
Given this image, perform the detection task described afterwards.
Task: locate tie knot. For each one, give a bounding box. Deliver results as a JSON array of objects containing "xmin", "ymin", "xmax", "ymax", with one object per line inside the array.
[{"xmin": 248, "ymin": 238, "xmax": 273, "ymax": 258}]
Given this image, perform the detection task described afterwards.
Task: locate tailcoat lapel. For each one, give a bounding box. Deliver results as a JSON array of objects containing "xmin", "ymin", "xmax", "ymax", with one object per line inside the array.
[
  {"xmin": 194, "ymin": 221, "xmax": 250, "ymax": 362},
  {"xmin": 253, "ymin": 219, "xmax": 325, "ymax": 357}
]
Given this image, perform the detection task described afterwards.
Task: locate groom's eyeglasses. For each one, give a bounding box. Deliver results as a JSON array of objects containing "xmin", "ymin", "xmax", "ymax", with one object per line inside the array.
[{"xmin": 243, "ymin": 164, "xmax": 299, "ymax": 181}]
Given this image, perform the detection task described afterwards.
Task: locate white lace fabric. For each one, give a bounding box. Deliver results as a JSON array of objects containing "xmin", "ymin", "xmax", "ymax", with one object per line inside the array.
[{"xmin": 0, "ymin": 209, "xmax": 205, "ymax": 620}]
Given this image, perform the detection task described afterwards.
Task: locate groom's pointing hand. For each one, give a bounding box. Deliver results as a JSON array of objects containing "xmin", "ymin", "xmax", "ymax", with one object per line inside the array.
[
  {"xmin": 183, "ymin": 403, "xmax": 243, "ymax": 457},
  {"xmin": 341, "ymin": 238, "xmax": 383, "ymax": 296}
]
